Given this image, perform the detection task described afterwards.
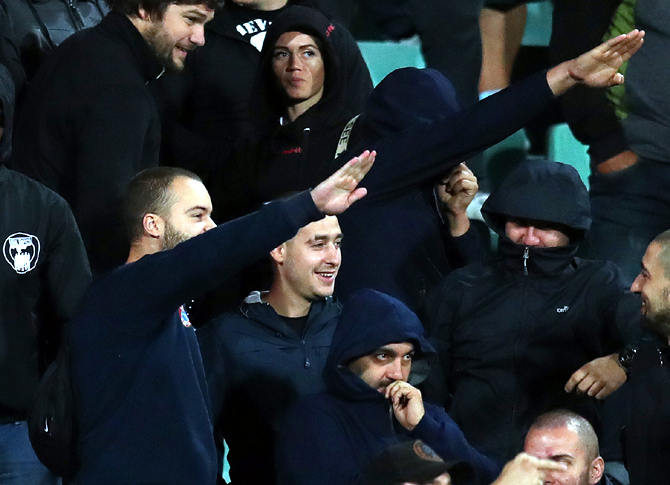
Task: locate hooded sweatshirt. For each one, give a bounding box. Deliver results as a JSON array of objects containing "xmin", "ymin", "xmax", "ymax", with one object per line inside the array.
[
  {"xmin": 424, "ymin": 160, "xmax": 642, "ymax": 462},
  {"xmin": 277, "ymin": 289, "xmax": 500, "ymax": 485},
  {"xmin": 197, "ymin": 293, "xmax": 341, "ymax": 484},
  {"xmin": 0, "ymin": 64, "xmax": 91, "ymax": 423},
  {"xmin": 216, "ymin": 6, "xmax": 372, "ymax": 220}
]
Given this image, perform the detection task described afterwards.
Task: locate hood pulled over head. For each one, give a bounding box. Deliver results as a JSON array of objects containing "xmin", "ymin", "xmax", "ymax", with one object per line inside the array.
[
  {"xmin": 482, "ymin": 160, "xmax": 591, "ymax": 243},
  {"xmin": 360, "ymin": 67, "xmax": 461, "ymax": 139},
  {"xmin": 254, "ymin": 6, "xmax": 338, "ymax": 120},
  {"xmin": 324, "ymin": 289, "xmax": 435, "ymax": 399}
]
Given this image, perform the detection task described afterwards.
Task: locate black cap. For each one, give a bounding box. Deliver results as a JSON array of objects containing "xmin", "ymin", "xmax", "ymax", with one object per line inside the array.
[{"xmin": 362, "ymin": 440, "xmax": 478, "ymax": 485}]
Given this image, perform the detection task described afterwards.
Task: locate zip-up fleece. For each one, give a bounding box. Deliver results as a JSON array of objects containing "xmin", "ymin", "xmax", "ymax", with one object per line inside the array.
[
  {"xmin": 197, "ymin": 293, "xmax": 341, "ymax": 484},
  {"xmin": 277, "ymin": 289, "xmax": 500, "ymax": 485},
  {"xmin": 424, "ymin": 161, "xmax": 643, "ymax": 462}
]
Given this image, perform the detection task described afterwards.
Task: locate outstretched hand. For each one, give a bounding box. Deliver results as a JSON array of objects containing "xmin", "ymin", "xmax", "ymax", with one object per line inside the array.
[
  {"xmin": 310, "ymin": 150, "xmax": 376, "ymax": 215},
  {"xmin": 547, "ymin": 29, "xmax": 645, "ymax": 95}
]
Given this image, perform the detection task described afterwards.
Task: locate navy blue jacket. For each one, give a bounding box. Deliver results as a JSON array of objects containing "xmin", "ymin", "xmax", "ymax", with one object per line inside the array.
[
  {"xmin": 69, "ymin": 192, "xmax": 323, "ymax": 484},
  {"xmin": 277, "ymin": 289, "xmax": 500, "ymax": 485},
  {"xmin": 197, "ymin": 293, "xmax": 340, "ymax": 484}
]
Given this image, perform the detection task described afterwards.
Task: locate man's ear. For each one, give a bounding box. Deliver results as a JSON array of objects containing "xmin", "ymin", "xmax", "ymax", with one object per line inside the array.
[
  {"xmin": 143, "ymin": 213, "xmax": 164, "ymax": 239},
  {"xmin": 589, "ymin": 457, "xmax": 604, "ymax": 484},
  {"xmin": 270, "ymin": 244, "xmax": 286, "ymax": 264}
]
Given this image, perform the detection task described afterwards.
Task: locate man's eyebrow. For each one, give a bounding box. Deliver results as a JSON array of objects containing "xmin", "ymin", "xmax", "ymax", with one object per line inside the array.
[
  {"xmin": 311, "ymin": 233, "xmax": 343, "ymax": 242},
  {"xmin": 548, "ymin": 453, "xmax": 574, "ymax": 462},
  {"xmin": 186, "ymin": 205, "xmax": 210, "ymax": 213},
  {"xmin": 183, "ymin": 9, "xmax": 209, "ymax": 20}
]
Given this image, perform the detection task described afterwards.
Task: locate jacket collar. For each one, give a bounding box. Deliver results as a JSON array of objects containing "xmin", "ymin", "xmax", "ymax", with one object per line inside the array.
[
  {"xmin": 498, "ymin": 237, "xmax": 578, "ymax": 278},
  {"xmin": 99, "ymin": 11, "xmax": 165, "ymax": 82},
  {"xmin": 240, "ymin": 291, "xmax": 340, "ymax": 337}
]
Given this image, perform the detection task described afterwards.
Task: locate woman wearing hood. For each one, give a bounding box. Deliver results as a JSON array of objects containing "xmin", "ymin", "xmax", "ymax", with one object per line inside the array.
[
  {"xmin": 216, "ymin": 5, "xmax": 370, "ymax": 220},
  {"xmin": 218, "ymin": 23, "xmax": 644, "ymax": 312}
]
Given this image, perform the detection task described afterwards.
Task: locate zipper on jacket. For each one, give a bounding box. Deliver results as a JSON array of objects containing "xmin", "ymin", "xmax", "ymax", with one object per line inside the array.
[
  {"xmin": 301, "ymin": 339, "xmax": 311, "ymax": 368},
  {"xmin": 523, "ymin": 246, "xmax": 529, "ymax": 276},
  {"xmin": 297, "ymin": 127, "xmax": 311, "ymax": 175}
]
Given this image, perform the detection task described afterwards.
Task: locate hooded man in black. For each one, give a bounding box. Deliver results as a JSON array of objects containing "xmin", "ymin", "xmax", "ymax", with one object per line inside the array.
[
  {"xmin": 424, "ymin": 160, "xmax": 643, "ymax": 466},
  {"xmin": 10, "ymin": 0, "xmax": 221, "ymax": 275},
  {"xmin": 0, "ymin": 63, "xmax": 91, "ymax": 483}
]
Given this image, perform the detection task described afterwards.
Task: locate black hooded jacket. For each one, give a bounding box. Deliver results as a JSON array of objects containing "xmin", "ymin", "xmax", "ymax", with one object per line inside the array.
[
  {"xmin": 0, "ymin": 64, "xmax": 91, "ymax": 422},
  {"xmin": 424, "ymin": 160, "xmax": 642, "ymax": 462},
  {"xmin": 277, "ymin": 289, "xmax": 500, "ymax": 485},
  {"xmin": 214, "ymin": 6, "xmax": 372, "ymax": 220}
]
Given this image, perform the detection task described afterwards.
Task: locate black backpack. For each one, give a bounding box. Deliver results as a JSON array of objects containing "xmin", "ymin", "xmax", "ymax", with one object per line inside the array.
[{"xmin": 28, "ymin": 342, "xmax": 79, "ymax": 480}]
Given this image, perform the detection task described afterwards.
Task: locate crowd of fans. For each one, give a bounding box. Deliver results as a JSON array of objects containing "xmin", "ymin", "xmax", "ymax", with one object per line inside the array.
[{"xmin": 0, "ymin": 0, "xmax": 668, "ymax": 484}]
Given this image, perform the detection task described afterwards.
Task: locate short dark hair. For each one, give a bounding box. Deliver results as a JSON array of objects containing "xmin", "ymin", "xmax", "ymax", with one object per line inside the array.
[
  {"xmin": 652, "ymin": 229, "xmax": 670, "ymax": 280},
  {"xmin": 123, "ymin": 166, "xmax": 202, "ymax": 244},
  {"xmin": 105, "ymin": 0, "xmax": 223, "ymax": 20}
]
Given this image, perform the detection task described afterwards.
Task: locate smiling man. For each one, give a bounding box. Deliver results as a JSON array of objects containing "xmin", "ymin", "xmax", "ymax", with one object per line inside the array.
[
  {"xmin": 10, "ymin": 0, "xmax": 221, "ymax": 275},
  {"xmin": 621, "ymin": 229, "xmax": 670, "ymax": 484},
  {"xmin": 197, "ymin": 214, "xmax": 343, "ymax": 483}
]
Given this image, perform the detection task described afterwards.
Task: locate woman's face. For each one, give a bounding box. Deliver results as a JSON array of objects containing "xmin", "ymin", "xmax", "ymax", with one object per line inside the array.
[{"xmin": 272, "ymin": 31, "xmax": 325, "ymax": 106}]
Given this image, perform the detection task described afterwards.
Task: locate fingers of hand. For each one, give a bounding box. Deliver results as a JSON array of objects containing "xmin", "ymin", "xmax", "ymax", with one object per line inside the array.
[{"xmin": 565, "ymin": 368, "xmax": 586, "ymax": 392}]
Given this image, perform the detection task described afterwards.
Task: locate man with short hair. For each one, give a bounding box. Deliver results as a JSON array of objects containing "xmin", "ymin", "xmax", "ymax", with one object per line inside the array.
[
  {"xmin": 11, "ymin": 0, "xmax": 221, "ymax": 274},
  {"xmin": 424, "ymin": 160, "xmax": 642, "ymax": 467},
  {"xmin": 197, "ymin": 214, "xmax": 343, "ymax": 483},
  {"xmin": 622, "ymin": 229, "xmax": 670, "ymax": 484},
  {"xmin": 68, "ymin": 151, "xmax": 375, "ymax": 482},
  {"xmin": 524, "ymin": 410, "xmax": 609, "ymax": 485},
  {"xmin": 277, "ymin": 288, "xmax": 501, "ymax": 485}
]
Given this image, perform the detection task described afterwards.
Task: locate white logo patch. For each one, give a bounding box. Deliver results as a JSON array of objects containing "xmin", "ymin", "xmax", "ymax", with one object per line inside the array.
[
  {"xmin": 556, "ymin": 305, "xmax": 569, "ymax": 313},
  {"xmin": 3, "ymin": 232, "xmax": 40, "ymax": 274}
]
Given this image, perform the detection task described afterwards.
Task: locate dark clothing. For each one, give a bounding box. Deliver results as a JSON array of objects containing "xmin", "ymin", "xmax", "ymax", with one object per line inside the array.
[
  {"xmin": 277, "ymin": 289, "xmax": 501, "ymax": 485},
  {"xmin": 0, "ymin": 64, "xmax": 91, "ymax": 423},
  {"xmin": 1, "ymin": 0, "xmax": 107, "ymax": 85},
  {"xmin": 198, "ymin": 293, "xmax": 340, "ymax": 484},
  {"xmin": 549, "ymin": 0, "xmax": 629, "ymax": 166},
  {"xmin": 209, "ymin": 5, "xmax": 371, "ymax": 220},
  {"xmin": 11, "ymin": 11, "xmax": 163, "ymax": 274},
  {"xmin": 424, "ymin": 161, "xmax": 642, "ymax": 462},
  {"xmin": 69, "ymin": 191, "xmax": 323, "ymax": 483},
  {"xmin": 333, "ymin": 68, "xmax": 556, "ymax": 310},
  {"xmin": 227, "ymin": 68, "xmax": 557, "ymax": 311},
  {"xmin": 157, "ymin": 1, "xmax": 371, "ymax": 200},
  {"xmin": 623, "ymin": 342, "xmax": 670, "ymax": 485}
]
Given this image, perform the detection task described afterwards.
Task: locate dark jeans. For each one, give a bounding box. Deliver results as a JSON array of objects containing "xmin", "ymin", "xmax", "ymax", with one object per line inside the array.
[
  {"xmin": 0, "ymin": 421, "xmax": 60, "ymax": 484},
  {"xmin": 585, "ymin": 158, "xmax": 670, "ymax": 286}
]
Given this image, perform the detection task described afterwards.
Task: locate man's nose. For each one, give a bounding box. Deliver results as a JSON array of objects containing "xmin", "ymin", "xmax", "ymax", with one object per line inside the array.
[
  {"xmin": 203, "ymin": 217, "xmax": 216, "ymax": 232},
  {"xmin": 522, "ymin": 226, "xmax": 541, "ymax": 246},
  {"xmin": 324, "ymin": 245, "xmax": 341, "ymax": 265},
  {"xmin": 190, "ymin": 25, "xmax": 206, "ymax": 46},
  {"xmin": 387, "ymin": 359, "xmax": 404, "ymax": 380},
  {"xmin": 631, "ymin": 273, "xmax": 643, "ymax": 292}
]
